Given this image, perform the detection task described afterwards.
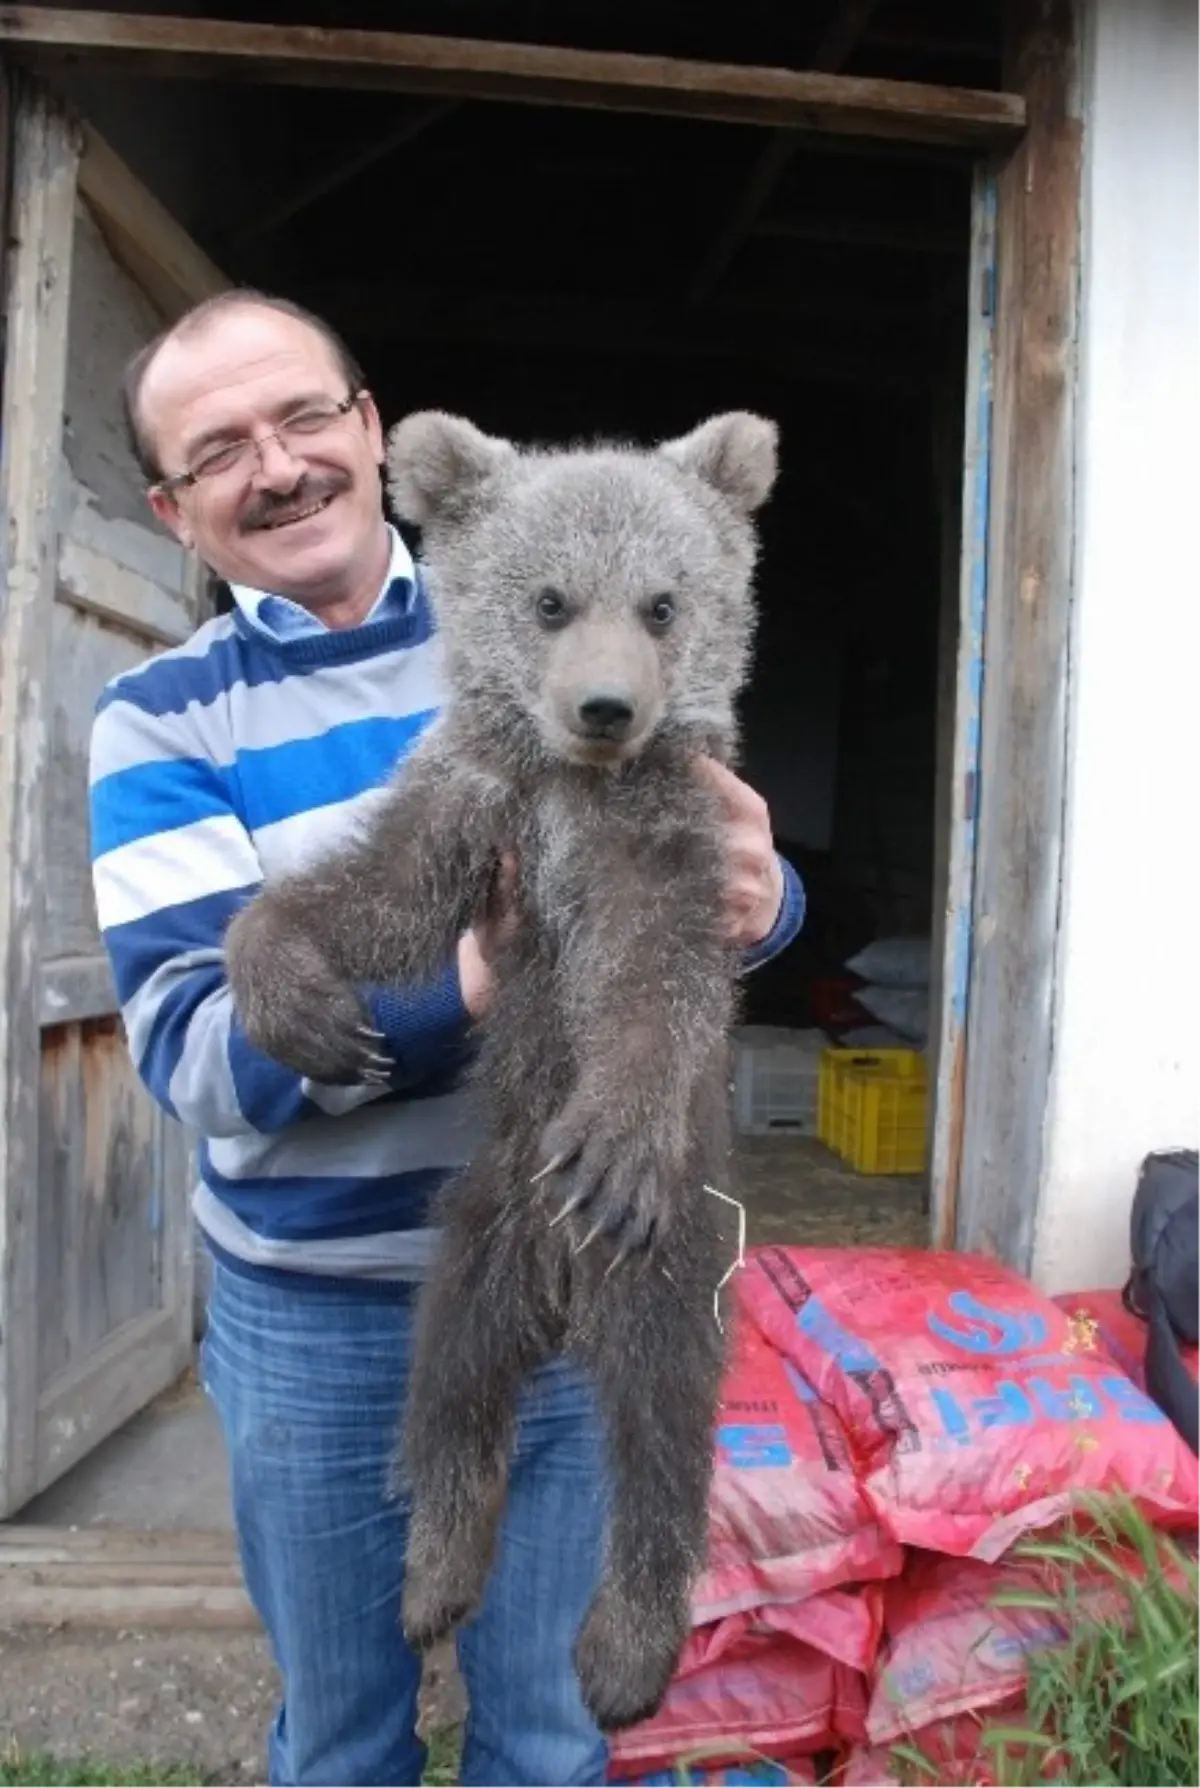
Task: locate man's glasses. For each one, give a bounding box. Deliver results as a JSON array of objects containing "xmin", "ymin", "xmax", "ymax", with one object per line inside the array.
[{"xmin": 152, "ymin": 390, "xmax": 366, "ymax": 495}]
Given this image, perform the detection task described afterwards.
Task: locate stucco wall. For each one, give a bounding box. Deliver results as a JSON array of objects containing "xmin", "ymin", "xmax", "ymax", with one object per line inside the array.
[{"xmin": 1034, "ymin": 0, "xmax": 1199, "ymax": 1291}]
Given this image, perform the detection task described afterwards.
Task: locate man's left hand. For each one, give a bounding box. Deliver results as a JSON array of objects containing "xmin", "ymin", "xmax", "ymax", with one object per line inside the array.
[{"xmin": 696, "ymin": 757, "xmax": 785, "ymax": 950}]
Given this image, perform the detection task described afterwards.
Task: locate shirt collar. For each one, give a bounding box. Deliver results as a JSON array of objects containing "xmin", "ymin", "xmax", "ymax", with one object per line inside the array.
[{"xmin": 228, "ymin": 524, "xmax": 416, "ymax": 642}]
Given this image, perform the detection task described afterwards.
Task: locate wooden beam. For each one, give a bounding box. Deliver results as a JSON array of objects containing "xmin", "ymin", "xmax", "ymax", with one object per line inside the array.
[
  {"xmin": 77, "ymin": 120, "xmax": 229, "ymax": 319},
  {"xmin": 688, "ymin": 0, "xmax": 883, "ymax": 304},
  {"xmin": 956, "ymin": 0, "xmax": 1082, "ymax": 1271},
  {"xmin": 0, "ymin": 75, "xmax": 81, "ymax": 1520},
  {"xmin": 229, "ymin": 97, "xmax": 457, "ymax": 252},
  {"xmin": 0, "ymin": 8, "xmax": 1026, "ymax": 147}
]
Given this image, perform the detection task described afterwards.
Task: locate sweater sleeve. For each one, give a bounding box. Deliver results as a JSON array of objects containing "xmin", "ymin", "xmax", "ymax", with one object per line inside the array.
[
  {"xmin": 740, "ymin": 853, "xmax": 806, "ymax": 973},
  {"xmin": 88, "ymin": 692, "xmax": 470, "ymax": 1139}
]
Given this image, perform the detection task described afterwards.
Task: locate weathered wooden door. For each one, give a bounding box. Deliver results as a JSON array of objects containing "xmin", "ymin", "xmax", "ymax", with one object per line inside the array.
[
  {"xmin": 928, "ymin": 165, "xmax": 998, "ymax": 1249},
  {"xmin": 0, "ymin": 75, "xmax": 209, "ymax": 1516}
]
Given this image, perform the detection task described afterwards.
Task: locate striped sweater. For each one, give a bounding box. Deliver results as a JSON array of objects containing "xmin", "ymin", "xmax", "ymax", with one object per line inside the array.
[{"xmin": 88, "ymin": 532, "xmax": 806, "ymax": 1289}]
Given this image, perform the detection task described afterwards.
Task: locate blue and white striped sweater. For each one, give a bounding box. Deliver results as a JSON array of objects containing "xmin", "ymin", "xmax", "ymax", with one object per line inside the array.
[{"xmin": 89, "ymin": 547, "xmax": 805, "ymax": 1290}]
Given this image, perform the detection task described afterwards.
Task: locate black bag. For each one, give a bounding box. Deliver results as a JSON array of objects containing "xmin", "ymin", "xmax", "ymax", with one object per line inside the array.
[{"xmin": 1123, "ymin": 1147, "xmax": 1198, "ymax": 1454}]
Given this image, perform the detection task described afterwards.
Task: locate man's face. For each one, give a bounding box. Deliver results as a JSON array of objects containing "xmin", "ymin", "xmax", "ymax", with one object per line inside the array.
[{"xmin": 141, "ymin": 304, "xmax": 387, "ymax": 603}]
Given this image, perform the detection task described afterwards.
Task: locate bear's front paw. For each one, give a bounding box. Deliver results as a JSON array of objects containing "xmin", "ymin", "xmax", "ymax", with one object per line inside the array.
[
  {"xmin": 534, "ymin": 1092, "xmax": 683, "ymax": 1264},
  {"xmin": 225, "ymin": 896, "xmax": 394, "ymax": 1086}
]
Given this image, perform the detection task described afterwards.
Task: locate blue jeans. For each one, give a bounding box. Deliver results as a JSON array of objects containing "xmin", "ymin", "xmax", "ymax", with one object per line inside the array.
[{"xmin": 201, "ymin": 1258, "xmax": 611, "ymax": 1786}]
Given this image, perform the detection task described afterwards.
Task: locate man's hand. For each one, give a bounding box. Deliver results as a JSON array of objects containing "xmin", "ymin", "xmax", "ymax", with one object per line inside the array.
[
  {"xmin": 457, "ymin": 852, "xmax": 518, "ymax": 1019},
  {"xmin": 695, "ymin": 757, "xmax": 785, "ymax": 950}
]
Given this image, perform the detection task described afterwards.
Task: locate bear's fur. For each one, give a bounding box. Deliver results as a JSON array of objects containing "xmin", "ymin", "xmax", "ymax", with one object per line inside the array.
[{"xmin": 224, "ymin": 408, "xmax": 780, "ymax": 1729}]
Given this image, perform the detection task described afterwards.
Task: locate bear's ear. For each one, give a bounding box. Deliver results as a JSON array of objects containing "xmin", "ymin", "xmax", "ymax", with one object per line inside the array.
[
  {"xmin": 657, "ymin": 411, "xmax": 779, "ymax": 517},
  {"xmin": 386, "ymin": 410, "xmax": 516, "ymax": 525}
]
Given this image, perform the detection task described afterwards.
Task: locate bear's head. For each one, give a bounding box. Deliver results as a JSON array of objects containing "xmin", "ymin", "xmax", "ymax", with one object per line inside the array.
[{"xmin": 386, "ymin": 410, "xmax": 778, "ymax": 768}]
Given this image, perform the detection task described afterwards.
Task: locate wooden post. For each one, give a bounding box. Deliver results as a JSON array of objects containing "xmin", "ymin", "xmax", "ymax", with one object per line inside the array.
[
  {"xmin": 955, "ymin": 0, "xmax": 1083, "ymax": 1269},
  {"xmin": 0, "ymin": 71, "xmax": 81, "ymax": 1515}
]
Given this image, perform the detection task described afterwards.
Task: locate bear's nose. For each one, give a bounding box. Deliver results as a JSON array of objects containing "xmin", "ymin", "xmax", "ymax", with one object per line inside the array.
[{"xmin": 577, "ymin": 690, "xmax": 636, "ymax": 738}]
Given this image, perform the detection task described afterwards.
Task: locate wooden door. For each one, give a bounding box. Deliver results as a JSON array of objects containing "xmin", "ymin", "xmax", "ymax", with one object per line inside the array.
[
  {"xmin": 0, "ymin": 75, "xmax": 213, "ymax": 1515},
  {"xmin": 928, "ymin": 166, "xmax": 998, "ymax": 1249}
]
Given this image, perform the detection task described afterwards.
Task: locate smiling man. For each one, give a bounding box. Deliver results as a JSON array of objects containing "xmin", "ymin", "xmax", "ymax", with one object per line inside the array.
[{"xmin": 87, "ymin": 290, "xmax": 805, "ymax": 1788}]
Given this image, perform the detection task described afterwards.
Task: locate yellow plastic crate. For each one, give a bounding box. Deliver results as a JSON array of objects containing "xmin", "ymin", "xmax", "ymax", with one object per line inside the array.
[{"xmin": 817, "ymin": 1047, "xmax": 928, "ymax": 1175}]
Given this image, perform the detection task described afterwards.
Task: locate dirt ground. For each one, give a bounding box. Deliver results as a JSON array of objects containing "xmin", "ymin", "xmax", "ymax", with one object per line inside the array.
[
  {"xmin": 0, "ymin": 1628, "xmax": 466, "ymax": 1784},
  {"xmin": 0, "ymin": 1627, "xmax": 278, "ymax": 1783}
]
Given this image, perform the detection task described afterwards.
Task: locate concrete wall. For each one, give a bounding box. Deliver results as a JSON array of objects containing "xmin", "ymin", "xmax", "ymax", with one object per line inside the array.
[{"xmin": 1034, "ymin": 0, "xmax": 1199, "ymax": 1292}]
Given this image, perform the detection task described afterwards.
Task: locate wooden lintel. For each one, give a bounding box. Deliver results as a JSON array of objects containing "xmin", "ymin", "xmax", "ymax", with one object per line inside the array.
[{"xmin": 0, "ymin": 8, "xmax": 1027, "ymax": 148}]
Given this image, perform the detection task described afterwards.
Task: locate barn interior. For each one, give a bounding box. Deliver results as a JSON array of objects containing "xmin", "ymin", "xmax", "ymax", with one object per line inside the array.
[{"xmin": 44, "ymin": 0, "xmax": 1008, "ymax": 1253}]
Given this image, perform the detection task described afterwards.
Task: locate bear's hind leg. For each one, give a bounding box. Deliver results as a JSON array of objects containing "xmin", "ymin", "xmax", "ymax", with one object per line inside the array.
[
  {"xmin": 394, "ymin": 1158, "xmax": 554, "ymax": 1652},
  {"xmin": 569, "ymin": 1212, "xmax": 727, "ymax": 1731}
]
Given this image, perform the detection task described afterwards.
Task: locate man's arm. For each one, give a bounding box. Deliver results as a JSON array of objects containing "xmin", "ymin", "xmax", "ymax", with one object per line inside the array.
[{"xmin": 88, "ymin": 692, "xmax": 472, "ymax": 1139}]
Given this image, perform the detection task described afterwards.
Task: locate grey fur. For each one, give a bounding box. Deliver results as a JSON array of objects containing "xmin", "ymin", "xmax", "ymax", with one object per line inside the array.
[{"xmin": 224, "ymin": 408, "xmax": 780, "ymax": 1730}]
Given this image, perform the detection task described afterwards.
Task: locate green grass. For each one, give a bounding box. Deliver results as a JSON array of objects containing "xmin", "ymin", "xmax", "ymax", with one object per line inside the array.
[
  {"xmin": 891, "ymin": 1497, "xmax": 1199, "ymax": 1788},
  {"xmin": 0, "ymin": 1750, "xmax": 202, "ymax": 1787},
  {"xmin": 0, "ymin": 1724, "xmax": 466, "ymax": 1788}
]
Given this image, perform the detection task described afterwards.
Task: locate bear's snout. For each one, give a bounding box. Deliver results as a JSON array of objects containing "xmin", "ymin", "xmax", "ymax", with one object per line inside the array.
[{"xmin": 575, "ymin": 688, "xmax": 637, "ymax": 741}]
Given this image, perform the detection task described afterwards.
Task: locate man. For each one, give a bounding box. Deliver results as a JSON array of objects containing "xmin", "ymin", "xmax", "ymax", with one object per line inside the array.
[{"xmin": 88, "ymin": 290, "xmax": 805, "ymax": 1788}]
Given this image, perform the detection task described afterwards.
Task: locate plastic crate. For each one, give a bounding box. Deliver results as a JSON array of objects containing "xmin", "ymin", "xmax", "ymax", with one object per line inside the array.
[
  {"xmin": 817, "ymin": 1046, "xmax": 928, "ymax": 1175},
  {"xmin": 732, "ymin": 1027, "xmax": 824, "ymax": 1136}
]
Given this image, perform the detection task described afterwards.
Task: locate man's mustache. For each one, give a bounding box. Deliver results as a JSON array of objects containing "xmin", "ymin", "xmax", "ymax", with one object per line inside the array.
[{"xmin": 239, "ymin": 470, "xmax": 352, "ymax": 533}]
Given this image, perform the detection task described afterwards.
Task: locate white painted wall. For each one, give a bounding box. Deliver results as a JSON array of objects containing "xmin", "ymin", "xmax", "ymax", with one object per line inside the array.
[{"xmin": 1034, "ymin": 0, "xmax": 1199, "ymax": 1292}]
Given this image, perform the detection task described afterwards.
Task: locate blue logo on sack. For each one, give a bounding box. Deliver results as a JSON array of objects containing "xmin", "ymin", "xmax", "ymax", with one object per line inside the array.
[
  {"xmin": 926, "ymin": 1292, "xmax": 1049, "ymax": 1356},
  {"xmin": 717, "ymin": 1422, "xmax": 792, "ymax": 1468}
]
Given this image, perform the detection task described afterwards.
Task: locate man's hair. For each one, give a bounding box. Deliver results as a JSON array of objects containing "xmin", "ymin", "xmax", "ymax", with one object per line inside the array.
[{"xmin": 123, "ymin": 288, "xmax": 367, "ymax": 482}]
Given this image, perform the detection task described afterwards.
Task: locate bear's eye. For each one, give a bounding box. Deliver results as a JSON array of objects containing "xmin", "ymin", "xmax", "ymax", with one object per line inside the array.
[
  {"xmin": 535, "ymin": 587, "xmax": 569, "ymax": 628},
  {"xmin": 647, "ymin": 595, "xmax": 676, "ymax": 631}
]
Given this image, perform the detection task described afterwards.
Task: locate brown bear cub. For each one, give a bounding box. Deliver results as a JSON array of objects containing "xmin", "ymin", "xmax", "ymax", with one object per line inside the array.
[{"xmin": 225, "ymin": 407, "xmax": 780, "ymax": 1729}]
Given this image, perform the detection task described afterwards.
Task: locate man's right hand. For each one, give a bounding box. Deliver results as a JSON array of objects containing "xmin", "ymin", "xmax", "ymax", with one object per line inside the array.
[{"xmin": 457, "ymin": 852, "xmax": 518, "ymax": 1020}]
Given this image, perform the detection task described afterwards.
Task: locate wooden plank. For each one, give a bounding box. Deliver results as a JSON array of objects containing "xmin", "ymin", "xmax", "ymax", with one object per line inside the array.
[
  {"xmin": 0, "ymin": 1581, "xmax": 256, "ymax": 1627},
  {"xmin": 0, "ymin": 75, "xmax": 81, "ymax": 1521},
  {"xmin": 956, "ymin": 0, "xmax": 1082, "ymax": 1270},
  {"xmin": 76, "ymin": 120, "xmax": 229, "ymax": 320},
  {"xmin": 0, "ymin": 8, "xmax": 1027, "ymax": 147},
  {"xmin": 58, "ymin": 534, "xmax": 196, "ymax": 646},
  {"xmin": 929, "ymin": 168, "xmax": 997, "ymax": 1250},
  {"xmin": 0, "ymin": 1522, "xmax": 255, "ymax": 1629},
  {"xmin": 40, "ymin": 954, "xmax": 117, "ymax": 1025},
  {"xmin": 36, "ymin": 1306, "xmax": 192, "ymax": 1485},
  {"xmin": 0, "ymin": 1524, "xmax": 237, "ymax": 1562}
]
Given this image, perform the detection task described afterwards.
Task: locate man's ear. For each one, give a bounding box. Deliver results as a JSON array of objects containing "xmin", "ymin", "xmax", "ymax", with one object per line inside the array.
[
  {"xmin": 386, "ymin": 410, "xmax": 516, "ymax": 526},
  {"xmin": 148, "ymin": 486, "xmax": 193, "ymax": 549}
]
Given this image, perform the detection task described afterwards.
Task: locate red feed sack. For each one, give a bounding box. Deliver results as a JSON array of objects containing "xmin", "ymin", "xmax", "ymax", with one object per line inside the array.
[
  {"xmin": 693, "ymin": 1311, "xmax": 902, "ymax": 1625},
  {"xmin": 683, "ymin": 1586, "xmax": 884, "ymax": 1678},
  {"xmin": 738, "ymin": 1247, "xmax": 1200, "ymax": 1558},
  {"xmin": 607, "ymin": 1612, "xmax": 868, "ymax": 1776},
  {"xmin": 1052, "ymin": 1287, "xmax": 1200, "ymax": 1390},
  {"xmin": 866, "ymin": 1546, "xmax": 1172, "ymax": 1747},
  {"xmin": 865, "ymin": 1544, "xmax": 1200, "ymax": 1752}
]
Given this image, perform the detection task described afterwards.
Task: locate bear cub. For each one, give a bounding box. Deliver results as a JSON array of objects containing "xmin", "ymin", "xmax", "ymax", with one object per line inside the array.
[{"xmin": 225, "ymin": 406, "xmax": 780, "ymax": 1730}]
